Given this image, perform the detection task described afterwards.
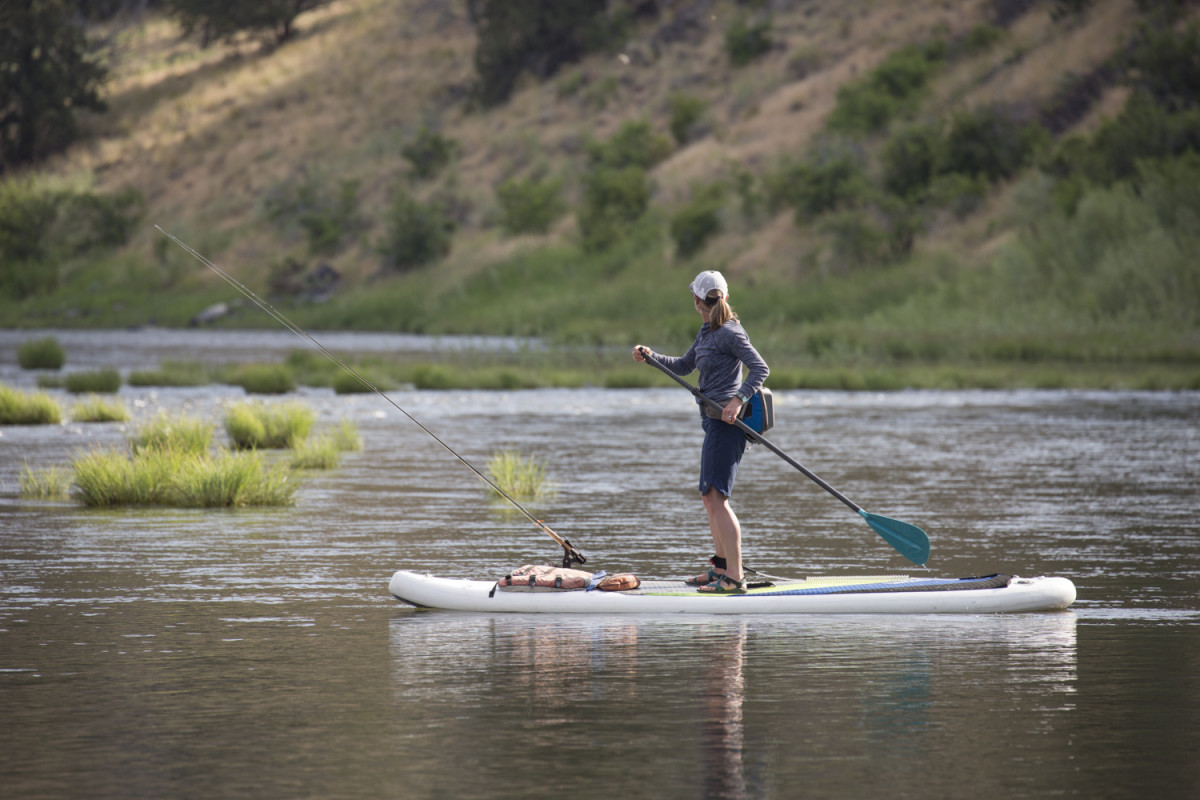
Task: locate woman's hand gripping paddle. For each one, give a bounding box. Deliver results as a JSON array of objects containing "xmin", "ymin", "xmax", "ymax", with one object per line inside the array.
[{"xmin": 637, "ymin": 348, "xmax": 930, "ymax": 566}]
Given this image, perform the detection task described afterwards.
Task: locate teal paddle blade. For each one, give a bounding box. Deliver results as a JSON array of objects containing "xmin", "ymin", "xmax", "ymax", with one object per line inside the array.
[{"xmin": 860, "ymin": 510, "xmax": 930, "ymax": 566}]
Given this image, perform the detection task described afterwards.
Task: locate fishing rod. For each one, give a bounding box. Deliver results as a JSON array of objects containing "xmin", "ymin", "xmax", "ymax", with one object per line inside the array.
[
  {"xmin": 637, "ymin": 347, "xmax": 930, "ymax": 566},
  {"xmin": 155, "ymin": 226, "xmax": 586, "ymax": 569}
]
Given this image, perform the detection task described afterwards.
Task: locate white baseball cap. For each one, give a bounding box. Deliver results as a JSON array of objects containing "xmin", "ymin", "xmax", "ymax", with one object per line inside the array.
[{"xmin": 689, "ymin": 270, "xmax": 728, "ymax": 300}]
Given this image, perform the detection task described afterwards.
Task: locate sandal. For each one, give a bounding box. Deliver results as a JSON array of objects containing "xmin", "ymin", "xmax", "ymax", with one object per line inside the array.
[
  {"xmin": 697, "ymin": 575, "xmax": 747, "ymax": 594},
  {"xmin": 685, "ymin": 568, "xmax": 723, "ymax": 586},
  {"xmin": 684, "ymin": 555, "xmax": 728, "ymax": 586}
]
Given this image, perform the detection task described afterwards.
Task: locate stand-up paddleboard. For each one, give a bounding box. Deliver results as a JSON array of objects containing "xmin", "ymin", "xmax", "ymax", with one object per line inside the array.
[
  {"xmin": 157, "ymin": 232, "xmax": 1073, "ymax": 615},
  {"xmin": 389, "ymin": 571, "xmax": 1076, "ymax": 614}
]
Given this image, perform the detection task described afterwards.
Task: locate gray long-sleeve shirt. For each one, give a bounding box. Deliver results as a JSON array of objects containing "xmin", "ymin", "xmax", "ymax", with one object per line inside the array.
[{"xmin": 653, "ymin": 320, "xmax": 769, "ymax": 414}]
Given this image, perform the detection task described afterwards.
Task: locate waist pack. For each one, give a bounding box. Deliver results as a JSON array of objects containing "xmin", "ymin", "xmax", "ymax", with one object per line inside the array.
[
  {"xmin": 705, "ymin": 388, "xmax": 774, "ymax": 435},
  {"xmin": 497, "ymin": 564, "xmax": 593, "ymax": 591}
]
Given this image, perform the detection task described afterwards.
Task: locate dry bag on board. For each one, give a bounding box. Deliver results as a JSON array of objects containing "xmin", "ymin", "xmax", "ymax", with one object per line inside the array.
[{"xmin": 496, "ymin": 564, "xmax": 592, "ymax": 591}]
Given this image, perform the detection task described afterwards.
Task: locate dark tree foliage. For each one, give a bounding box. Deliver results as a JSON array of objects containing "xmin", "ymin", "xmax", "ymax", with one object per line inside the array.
[
  {"xmin": 0, "ymin": 0, "xmax": 108, "ymax": 171},
  {"xmin": 940, "ymin": 106, "xmax": 1041, "ymax": 182},
  {"xmin": 466, "ymin": 0, "xmax": 610, "ymax": 107},
  {"xmin": 1123, "ymin": 22, "xmax": 1200, "ymax": 112},
  {"xmin": 166, "ymin": 0, "xmax": 332, "ymax": 47},
  {"xmin": 70, "ymin": 0, "xmax": 161, "ymax": 23}
]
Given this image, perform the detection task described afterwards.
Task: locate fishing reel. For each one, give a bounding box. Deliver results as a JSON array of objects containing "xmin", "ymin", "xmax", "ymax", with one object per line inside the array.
[{"xmin": 559, "ymin": 539, "xmax": 587, "ymax": 570}]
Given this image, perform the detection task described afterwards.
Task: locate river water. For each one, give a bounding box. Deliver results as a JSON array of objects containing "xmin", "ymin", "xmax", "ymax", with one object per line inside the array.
[{"xmin": 1, "ymin": 330, "xmax": 1197, "ymax": 799}]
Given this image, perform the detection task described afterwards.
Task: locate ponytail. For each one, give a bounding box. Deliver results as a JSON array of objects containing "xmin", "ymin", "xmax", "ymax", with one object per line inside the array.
[{"xmin": 705, "ymin": 292, "xmax": 737, "ymax": 331}]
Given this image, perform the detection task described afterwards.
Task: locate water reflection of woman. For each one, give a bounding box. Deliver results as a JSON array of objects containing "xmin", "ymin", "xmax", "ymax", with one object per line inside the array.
[
  {"xmin": 632, "ymin": 270, "xmax": 769, "ymax": 594},
  {"xmin": 703, "ymin": 624, "xmax": 748, "ymax": 798}
]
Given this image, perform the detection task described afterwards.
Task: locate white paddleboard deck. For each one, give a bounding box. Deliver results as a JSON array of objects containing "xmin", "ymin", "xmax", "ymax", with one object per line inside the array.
[{"xmin": 389, "ymin": 571, "xmax": 1076, "ymax": 614}]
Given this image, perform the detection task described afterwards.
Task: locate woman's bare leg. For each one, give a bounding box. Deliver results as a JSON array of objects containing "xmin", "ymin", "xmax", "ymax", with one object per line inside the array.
[{"xmin": 702, "ymin": 488, "xmax": 743, "ymax": 582}]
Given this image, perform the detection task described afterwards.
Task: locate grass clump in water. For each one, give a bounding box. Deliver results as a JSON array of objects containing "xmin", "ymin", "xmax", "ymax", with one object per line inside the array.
[
  {"xmin": 224, "ymin": 400, "xmax": 315, "ymax": 449},
  {"xmin": 169, "ymin": 449, "xmax": 296, "ymax": 507},
  {"xmin": 224, "ymin": 363, "xmax": 296, "ymax": 394},
  {"xmin": 63, "ymin": 369, "xmax": 122, "ymax": 394},
  {"xmin": 73, "ymin": 446, "xmax": 296, "ymax": 507},
  {"xmin": 19, "ymin": 463, "xmax": 72, "ymax": 499},
  {"xmin": 0, "ymin": 384, "xmax": 63, "ymax": 424},
  {"xmin": 486, "ymin": 450, "xmax": 551, "ymax": 501},
  {"xmin": 288, "ymin": 436, "xmax": 341, "ymax": 470},
  {"xmin": 288, "ymin": 419, "xmax": 361, "ymax": 470},
  {"xmin": 127, "ymin": 360, "xmax": 212, "ymax": 387},
  {"xmin": 71, "ymin": 395, "xmax": 130, "ymax": 422},
  {"xmin": 331, "ymin": 419, "xmax": 362, "ymax": 452},
  {"xmin": 131, "ymin": 412, "xmax": 213, "ymax": 455},
  {"xmin": 17, "ymin": 337, "xmax": 65, "ymax": 370}
]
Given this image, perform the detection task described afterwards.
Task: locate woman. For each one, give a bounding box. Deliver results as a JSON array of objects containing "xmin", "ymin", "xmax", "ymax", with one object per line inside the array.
[{"xmin": 633, "ymin": 270, "xmax": 769, "ymax": 593}]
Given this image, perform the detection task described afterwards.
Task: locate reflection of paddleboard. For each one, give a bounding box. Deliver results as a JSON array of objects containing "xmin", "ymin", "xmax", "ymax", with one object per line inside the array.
[{"xmin": 389, "ymin": 571, "xmax": 1076, "ymax": 614}]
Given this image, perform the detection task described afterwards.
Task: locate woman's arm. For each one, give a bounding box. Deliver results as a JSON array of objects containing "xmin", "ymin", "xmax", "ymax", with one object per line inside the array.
[{"xmin": 631, "ymin": 339, "xmax": 698, "ymax": 377}]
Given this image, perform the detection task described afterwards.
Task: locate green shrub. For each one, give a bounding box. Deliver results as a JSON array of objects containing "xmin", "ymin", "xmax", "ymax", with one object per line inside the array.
[
  {"xmin": 17, "ymin": 337, "xmax": 65, "ymax": 370},
  {"xmin": 64, "ymin": 369, "xmax": 121, "ymax": 394},
  {"xmin": 786, "ymin": 46, "xmax": 825, "ymax": 81},
  {"xmin": 926, "ymin": 172, "xmax": 988, "ymax": 218},
  {"xmin": 577, "ymin": 166, "xmax": 651, "ymax": 252},
  {"xmin": 402, "ymin": 125, "xmax": 459, "ymax": 181},
  {"xmin": 0, "ymin": 178, "xmax": 59, "ymax": 264},
  {"xmin": 820, "ymin": 211, "xmax": 887, "ymax": 270},
  {"xmin": 1062, "ymin": 90, "xmax": 1200, "ymax": 185},
  {"xmin": 1051, "ymin": 0, "xmax": 1095, "ymax": 20},
  {"xmin": 580, "ymin": 74, "xmax": 620, "ymax": 110},
  {"xmin": 586, "ymin": 120, "xmax": 673, "ymax": 170},
  {"xmin": 0, "ymin": 181, "xmax": 141, "ymax": 299},
  {"xmin": 724, "ymin": 16, "xmax": 773, "ymax": 67},
  {"xmin": 0, "ymin": 180, "xmax": 60, "ymax": 299},
  {"xmin": 1000, "ymin": 161, "xmax": 1200, "ymax": 327},
  {"xmin": 224, "ymin": 400, "xmax": 315, "ymax": 449},
  {"xmin": 882, "ymin": 123, "xmax": 941, "ymax": 199},
  {"xmin": 959, "ymin": 24, "xmax": 1004, "ymax": 56},
  {"xmin": 827, "ymin": 43, "xmax": 945, "ymax": 133},
  {"xmin": 57, "ymin": 187, "xmax": 145, "ymax": 254},
  {"xmin": 227, "ymin": 363, "xmax": 296, "ymax": 394},
  {"xmin": 496, "ymin": 176, "xmax": 566, "ymax": 235},
  {"xmin": 262, "ymin": 169, "xmax": 365, "ymax": 255},
  {"xmin": 1123, "ymin": 22, "xmax": 1200, "ymax": 112},
  {"xmin": 0, "ymin": 385, "xmax": 62, "ymax": 424},
  {"xmin": 874, "ymin": 194, "xmax": 924, "ymax": 259},
  {"xmin": 940, "ymin": 106, "xmax": 1043, "ymax": 182},
  {"xmin": 379, "ymin": 188, "xmax": 455, "ymax": 271},
  {"xmin": 765, "ymin": 150, "xmax": 867, "ymax": 221},
  {"xmin": 670, "ymin": 183, "xmax": 724, "ymax": 258},
  {"xmin": 668, "ymin": 93, "xmax": 707, "ymax": 145},
  {"xmin": 71, "ymin": 395, "xmax": 129, "ymax": 423}
]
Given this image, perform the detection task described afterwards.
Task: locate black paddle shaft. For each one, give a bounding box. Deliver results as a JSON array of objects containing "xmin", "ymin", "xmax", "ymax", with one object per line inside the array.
[{"xmin": 637, "ymin": 348, "xmax": 861, "ymax": 513}]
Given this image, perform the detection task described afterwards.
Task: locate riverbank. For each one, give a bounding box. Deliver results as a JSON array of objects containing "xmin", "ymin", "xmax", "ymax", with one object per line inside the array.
[{"xmin": 3, "ymin": 328, "xmax": 1196, "ymax": 392}]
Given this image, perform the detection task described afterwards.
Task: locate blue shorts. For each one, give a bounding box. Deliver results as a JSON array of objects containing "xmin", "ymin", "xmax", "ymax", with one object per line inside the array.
[{"xmin": 698, "ymin": 416, "xmax": 747, "ymax": 498}]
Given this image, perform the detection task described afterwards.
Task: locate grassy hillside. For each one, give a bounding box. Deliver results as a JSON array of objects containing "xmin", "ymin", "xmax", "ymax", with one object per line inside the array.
[{"xmin": 2, "ymin": 0, "xmax": 1198, "ymax": 389}]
